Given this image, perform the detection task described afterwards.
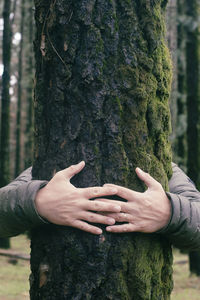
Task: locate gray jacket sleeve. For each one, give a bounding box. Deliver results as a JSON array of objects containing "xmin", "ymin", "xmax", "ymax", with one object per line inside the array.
[
  {"xmin": 0, "ymin": 168, "xmax": 48, "ymax": 238},
  {"xmin": 158, "ymin": 163, "xmax": 200, "ymax": 250}
]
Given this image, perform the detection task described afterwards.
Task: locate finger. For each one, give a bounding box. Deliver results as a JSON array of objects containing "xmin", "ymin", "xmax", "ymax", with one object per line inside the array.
[
  {"xmin": 80, "ymin": 212, "xmax": 116, "ymax": 225},
  {"xmin": 106, "ymin": 223, "xmax": 138, "ymax": 233},
  {"xmin": 135, "ymin": 167, "xmax": 160, "ymax": 189},
  {"xmin": 59, "ymin": 161, "xmax": 85, "ymax": 180},
  {"xmin": 81, "ymin": 185, "xmax": 118, "ymax": 199},
  {"xmin": 71, "ymin": 220, "xmax": 102, "ymax": 235},
  {"xmin": 94, "ymin": 198, "xmax": 127, "ymax": 211},
  {"xmin": 86, "ymin": 200, "xmax": 121, "ymax": 212},
  {"xmin": 98, "ymin": 212, "xmax": 133, "ymax": 223},
  {"xmin": 103, "ymin": 184, "xmax": 141, "ymax": 202}
]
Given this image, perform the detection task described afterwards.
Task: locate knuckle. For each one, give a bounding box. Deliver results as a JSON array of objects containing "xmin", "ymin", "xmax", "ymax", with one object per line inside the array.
[
  {"xmin": 92, "ymin": 188, "xmax": 100, "ymax": 196},
  {"xmin": 89, "ymin": 215, "xmax": 95, "ymax": 222},
  {"xmin": 79, "ymin": 224, "xmax": 85, "ymax": 230},
  {"xmin": 54, "ymin": 170, "xmax": 62, "ymax": 178},
  {"xmin": 119, "ymin": 190, "xmax": 125, "ymax": 198},
  {"xmin": 146, "ymin": 173, "xmax": 151, "ymax": 179},
  {"xmin": 68, "ymin": 165, "xmax": 75, "ymax": 172},
  {"xmin": 123, "ymin": 226, "xmax": 129, "ymax": 232},
  {"xmin": 138, "ymin": 222, "xmax": 145, "ymax": 230},
  {"xmin": 93, "ymin": 202, "xmax": 100, "ymax": 209},
  {"xmin": 157, "ymin": 182, "xmax": 162, "ymax": 189}
]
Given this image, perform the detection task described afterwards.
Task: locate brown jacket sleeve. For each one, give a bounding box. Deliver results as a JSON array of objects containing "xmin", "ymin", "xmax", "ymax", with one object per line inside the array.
[
  {"xmin": 158, "ymin": 163, "xmax": 200, "ymax": 250},
  {"xmin": 0, "ymin": 168, "xmax": 48, "ymax": 237}
]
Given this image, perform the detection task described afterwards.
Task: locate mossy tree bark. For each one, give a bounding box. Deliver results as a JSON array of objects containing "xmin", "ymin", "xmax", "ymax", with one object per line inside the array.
[
  {"xmin": 185, "ymin": 0, "xmax": 200, "ymax": 277},
  {"xmin": 166, "ymin": 0, "xmax": 178, "ymax": 158},
  {"xmin": 31, "ymin": 1, "xmax": 173, "ymax": 299}
]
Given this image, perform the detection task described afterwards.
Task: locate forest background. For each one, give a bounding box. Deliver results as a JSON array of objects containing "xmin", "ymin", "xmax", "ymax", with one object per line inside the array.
[
  {"xmin": 0, "ymin": 0, "xmax": 200, "ymax": 298},
  {"xmin": 1, "ymin": 0, "xmax": 199, "ymax": 195}
]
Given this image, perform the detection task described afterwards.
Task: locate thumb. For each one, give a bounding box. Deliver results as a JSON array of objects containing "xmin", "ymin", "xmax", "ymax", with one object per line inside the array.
[
  {"xmin": 135, "ymin": 167, "xmax": 159, "ymax": 189},
  {"xmin": 60, "ymin": 161, "xmax": 85, "ymax": 180}
]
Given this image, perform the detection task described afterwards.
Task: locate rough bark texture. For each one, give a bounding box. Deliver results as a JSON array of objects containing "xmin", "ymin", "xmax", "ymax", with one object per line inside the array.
[
  {"xmin": 31, "ymin": 1, "xmax": 173, "ymax": 299},
  {"xmin": 176, "ymin": 0, "xmax": 187, "ymax": 171},
  {"xmin": 15, "ymin": 0, "xmax": 25, "ymax": 177},
  {"xmin": 166, "ymin": 0, "xmax": 178, "ymax": 158},
  {"xmin": 24, "ymin": 0, "xmax": 34, "ymax": 169}
]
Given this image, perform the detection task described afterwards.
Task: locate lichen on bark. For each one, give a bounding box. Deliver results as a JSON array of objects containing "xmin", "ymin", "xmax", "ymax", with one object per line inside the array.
[{"xmin": 31, "ymin": 1, "xmax": 173, "ymax": 299}]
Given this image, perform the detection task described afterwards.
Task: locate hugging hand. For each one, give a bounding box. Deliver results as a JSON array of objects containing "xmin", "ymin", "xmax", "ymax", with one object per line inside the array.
[{"xmin": 98, "ymin": 168, "xmax": 171, "ymax": 233}]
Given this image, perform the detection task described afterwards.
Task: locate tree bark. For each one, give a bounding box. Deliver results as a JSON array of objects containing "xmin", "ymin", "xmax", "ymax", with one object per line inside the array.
[
  {"xmin": 176, "ymin": 0, "xmax": 187, "ymax": 171},
  {"xmin": 31, "ymin": 1, "xmax": 173, "ymax": 299},
  {"xmin": 24, "ymin": 0, "xmax": 34, "ymax": 169},
  {"xmin": 0, "ymin": 0, "xmax": 12, "ymax": 250},
  {"xmin": 0, "ymin": 0, "xmax": 12, "ymax": 187},
  {"xmin": 166, "ymin": 0, "xmax": 178, "ymax": 158},
  {"xmin": 15, "ymin": 0, "xmax": 25, "ymax": 177}
]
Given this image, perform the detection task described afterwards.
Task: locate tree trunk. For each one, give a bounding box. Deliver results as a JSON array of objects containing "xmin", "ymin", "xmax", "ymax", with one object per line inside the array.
[
  {"xmin": 24, "ymin": 0, "xmax": 34, "ymax": 169},
  {"xmin": 189, "ymin": 251, "xmax": 200, "ymax": 276},
  {"xmin": 176, "ymin": 0, "xmax": 187, "ymax": 171},
  {"xmin": 0, "ymin": 0, "xmax": 12, "ymax": 249},
  {"xmin": 186, "ymin": 1, "xmax": 200, "ymax": 188},
  {"xmin": 31, "ymin": 1, "xmax": 173, "ymax": 299},
  {"xmin": 185, "ymin": 0, "xmax": 200, "ymax": 277},
  {"xmin": 15, "ymin": 0, "xmax": 25, "ymax": 177},
  {"xmin": 0, "ymin": 0, "xmax": 11, "ymax": 187},
  {"xmin": 166, "ymin": 0, "xmax": 178, "ymax": 158}
]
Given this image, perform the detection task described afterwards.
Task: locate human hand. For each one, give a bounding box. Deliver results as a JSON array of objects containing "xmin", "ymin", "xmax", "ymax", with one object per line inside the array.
[
  {"xmin": 35, "ymin": 161, "xmax": 121, "ymax": 235},
  {"xmin": 98, "ymin": 167, "xmax": 171, "ymax": 233}
]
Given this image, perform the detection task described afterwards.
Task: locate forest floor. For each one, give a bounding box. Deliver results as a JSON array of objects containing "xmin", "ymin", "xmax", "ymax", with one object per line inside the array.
[{"xmin": 0, "ymin": 235, "xmax": 200, "ymax": 300}]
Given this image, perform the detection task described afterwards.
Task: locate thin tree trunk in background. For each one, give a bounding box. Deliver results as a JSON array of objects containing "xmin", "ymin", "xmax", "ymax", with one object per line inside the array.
[
  {"xmin": 166, "ymin": 0, "xmax": 178, "ymax": 160},
  {"xmin": 0, "ymin": 0, "xmax": 11, "ymax": 187},
  {"xmin": 186, "ymin": 0, "xmax": 200, "ymax": 187},
  {"xmin": 15, "ymin": 0, "xmax": 25, "ymax": 177},
  {"xmin": 24, "ymin": 1, "xmax": 34, "ymax": 169},
  {"xmin": 185, "ymin": 0, "xmax": 200, "ymax": 277},
  {"xmin": 0, "ymin": 0, "xmax": 12, "ymax": 250},
  {"xmin": 176, "ymin": 0, "xmax": 187, "ymax": 171},
  {"xmin": 11, "ymin": 0, "xmax": 18, "ymax": 26},
  {"xmin": 30, "ymin": 1, "xmax": 173, "ymax": 299}
]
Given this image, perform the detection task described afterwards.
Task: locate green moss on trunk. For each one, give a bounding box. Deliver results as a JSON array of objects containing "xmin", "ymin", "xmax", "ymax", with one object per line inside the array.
[{"xmin": 31, "ymin": 1, "xmax": 172, "ymax": 299}]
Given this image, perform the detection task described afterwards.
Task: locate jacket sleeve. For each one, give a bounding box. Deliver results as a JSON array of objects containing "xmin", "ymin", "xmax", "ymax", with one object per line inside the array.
[
  {"xmin": 158, "ymin": 163, "xmax": 200, "ymax": 250},
  {"xmin": 0, "ymin": 168, "xmax": 48, "ymax": 238}
]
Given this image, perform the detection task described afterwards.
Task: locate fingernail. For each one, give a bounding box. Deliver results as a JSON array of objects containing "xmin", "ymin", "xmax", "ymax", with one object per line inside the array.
[
  {"xmin": 106, "ymin": 227, "xmax": 112, "ymax": 232},
  {"xmin": 108, "ymin": 218, "xmax": 115, "ymax": 225},
  {"xmin": 111, "ymin": 188, "xmax": 117, "ymax": 193},
  {"xmin": 136, "ymin": 167, "xmax": 144, "ymax": 174},
  {"xmin": 96, "ymin": 228, "xmax": 102, "ymax": 234}
]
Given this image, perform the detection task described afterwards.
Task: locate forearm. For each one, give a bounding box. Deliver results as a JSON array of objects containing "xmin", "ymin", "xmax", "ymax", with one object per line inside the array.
[
  {"xmin": 158, "ymin": 193, "xmax": 200, "ymax": 250},
  {"xmin": 0, "ymin": 168, "xmax": 47, "ymax": 237},
  {"xmin": 158, "ymin": 163, "xmax": 200, "ymax": 250}
]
